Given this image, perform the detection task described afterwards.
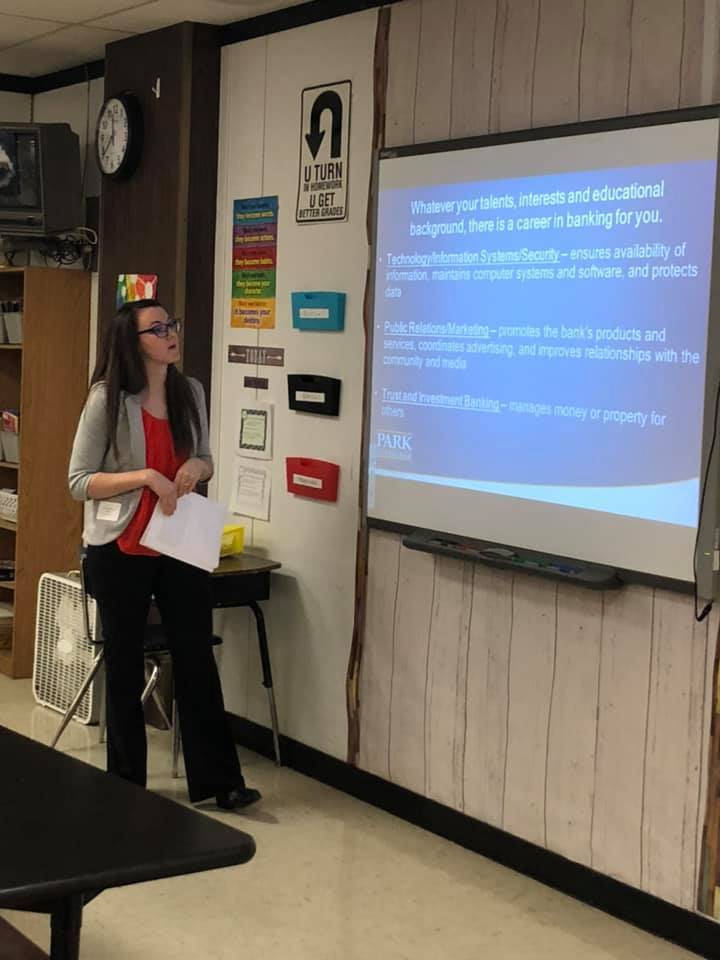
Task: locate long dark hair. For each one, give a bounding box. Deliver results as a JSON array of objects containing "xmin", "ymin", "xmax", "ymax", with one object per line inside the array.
[{"xmin": 92, "ymin": 299, "xmax": 200, "ymax": 457}]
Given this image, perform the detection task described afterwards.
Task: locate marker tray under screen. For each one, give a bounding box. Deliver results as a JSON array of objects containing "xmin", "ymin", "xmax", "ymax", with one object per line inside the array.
[{"xmin": 402, "ymin": 531, "xmax": 623, "ymax": 590}]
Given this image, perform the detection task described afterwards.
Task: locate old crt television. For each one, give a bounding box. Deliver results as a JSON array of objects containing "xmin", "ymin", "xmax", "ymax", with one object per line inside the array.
[{"xmin": 0, "ymin": 123, "xmax": 81, "ymax": 236}]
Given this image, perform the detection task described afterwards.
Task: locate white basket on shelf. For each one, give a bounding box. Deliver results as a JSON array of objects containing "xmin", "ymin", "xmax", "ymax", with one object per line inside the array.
[
  {"xmin": 1, "ymin": 431, "xmax": 19, "ymax": 464},
  {"xmin": 0, "ymin": 490, "xmax": 18, "ymax": 522}
]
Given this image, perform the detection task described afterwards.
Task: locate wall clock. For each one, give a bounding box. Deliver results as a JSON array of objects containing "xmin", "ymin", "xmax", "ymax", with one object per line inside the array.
[{"xmin": 95, "ymin": 93, "xmax": 143, "ymax": 180}]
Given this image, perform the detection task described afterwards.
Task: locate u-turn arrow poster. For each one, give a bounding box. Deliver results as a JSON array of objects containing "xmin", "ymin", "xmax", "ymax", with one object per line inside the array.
[{"xmin": 296, "ymin": 80, "xmax": 351, "ymax": 224}]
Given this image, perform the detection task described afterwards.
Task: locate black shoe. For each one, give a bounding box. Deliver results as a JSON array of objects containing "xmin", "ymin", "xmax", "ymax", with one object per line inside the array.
[{"xmin": 215, "ymin": 785, "xmax": 262, "ymax": 810}]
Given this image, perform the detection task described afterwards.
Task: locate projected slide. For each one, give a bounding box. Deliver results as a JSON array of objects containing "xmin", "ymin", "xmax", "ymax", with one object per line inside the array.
[{"xmin": 368, "ymin": 118, "xmax": 720, "ymax": 579}]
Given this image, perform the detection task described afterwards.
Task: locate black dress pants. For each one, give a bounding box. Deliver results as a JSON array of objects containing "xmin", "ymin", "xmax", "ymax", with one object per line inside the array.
[{"xmin": 85, "ymin": 542, "xmax": 243, "ymax": 802}]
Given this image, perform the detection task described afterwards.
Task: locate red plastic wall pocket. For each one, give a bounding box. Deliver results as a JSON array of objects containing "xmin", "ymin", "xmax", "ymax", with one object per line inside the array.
[{"xmin": 286, "ymin": 457, "xmax": 340, "ymax": 502}]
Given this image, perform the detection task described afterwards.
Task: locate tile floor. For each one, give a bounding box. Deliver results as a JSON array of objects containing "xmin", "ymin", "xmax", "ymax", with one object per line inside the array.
[{"xmin": 0, "ymin": 674, "xmax": 705, "ymax": 959}]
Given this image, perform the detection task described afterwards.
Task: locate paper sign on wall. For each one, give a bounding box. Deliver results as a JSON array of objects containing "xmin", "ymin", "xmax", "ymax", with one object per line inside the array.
[
  {"xmin": 231, "ymin": 196, "xmax": 278, "ymax": 329},
  {"xmin": 231, "ymin": 458, "xmax": 272, "ymax": 521},
  {"xmin": 228, "ymin": 345, "xmax": 285, "ymax": 366},
  {"xmin": 116, "ymin": 274, "xmax": 158, "ymax": 308},
  {"xmin": 296, "ymin": 81, "xmax": 351, "ymax": 224},
  {"xmin": 237, "ymin": 400, "xmax": 273, "ymax": 460}
]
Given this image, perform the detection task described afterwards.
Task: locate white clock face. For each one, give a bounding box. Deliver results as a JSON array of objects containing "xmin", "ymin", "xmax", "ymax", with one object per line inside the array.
[{"xmin": 97, "ymin": 97, "xmax": 130, "ymax": 176}]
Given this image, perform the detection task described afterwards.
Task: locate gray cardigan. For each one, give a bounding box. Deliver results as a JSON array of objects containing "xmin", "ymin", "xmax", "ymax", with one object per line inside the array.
[{"xmin": 68, "ymin": 378, "xmax": 213, "ymax": 546}]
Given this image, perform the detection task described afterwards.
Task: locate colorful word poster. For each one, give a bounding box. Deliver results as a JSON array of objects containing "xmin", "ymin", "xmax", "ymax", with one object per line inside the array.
[
  {"xmin": 116, "ymin": 274, "xmax": 158, "ymax": 308},
  {"xmin": 231, "ymin": 196, "xmax": 278, "ymax": 329}
]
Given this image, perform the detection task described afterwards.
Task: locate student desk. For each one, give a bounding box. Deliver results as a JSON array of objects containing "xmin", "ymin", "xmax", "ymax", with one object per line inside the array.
[
  {"xmin": 0, "ymin": 724, "xmax": 255, "ymax": 960},
  {"xmin": 211, "ymin": 554, "xmax": 282, "ymax": 765}
]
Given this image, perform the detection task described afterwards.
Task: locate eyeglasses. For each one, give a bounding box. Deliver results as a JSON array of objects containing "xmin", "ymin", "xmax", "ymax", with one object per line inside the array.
[{"xmin": 137, "ymin": 318, "xmax": 181, "ymax": 338}]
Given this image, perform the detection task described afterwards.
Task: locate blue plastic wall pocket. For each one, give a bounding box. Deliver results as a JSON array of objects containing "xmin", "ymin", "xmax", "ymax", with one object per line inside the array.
[{"xmin": 291, "ymin": 292, "xmax": 346, "ymax": 331}]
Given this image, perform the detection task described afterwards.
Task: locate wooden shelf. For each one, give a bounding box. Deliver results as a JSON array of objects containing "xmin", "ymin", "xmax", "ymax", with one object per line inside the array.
[{"xmin": 0, "ymin": 268, "xmax": 89, "ymax": 678}]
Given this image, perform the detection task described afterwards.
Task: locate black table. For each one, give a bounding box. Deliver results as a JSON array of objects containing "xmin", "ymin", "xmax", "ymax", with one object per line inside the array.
[
  {"xmin": 0, "ymin": 725, "xmax": 255, "ymax": 960},
  {"xmin": 211, "ymin": 555, "xmax": 282, "ymax": 765}
]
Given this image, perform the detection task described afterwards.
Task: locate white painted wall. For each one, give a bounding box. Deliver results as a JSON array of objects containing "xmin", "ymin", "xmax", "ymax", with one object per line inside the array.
[
  {"xmin": 211, "ymin": 11, "xmax": 376, "ymax": 759},
  {"xmin": 33, "ymin": 79, "xmax": 104, "ymax": 201},
  {"xmin": 0, "ymin": 93, "xmax": 31, "ymax": 122},
  {"xmin": 32, "ymin": 80, "xmax": 104, "ymax": 358}
]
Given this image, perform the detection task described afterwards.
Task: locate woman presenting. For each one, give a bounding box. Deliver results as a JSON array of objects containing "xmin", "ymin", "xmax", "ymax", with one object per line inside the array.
[{"xmin": 69, "ymin": 299, "xmax": 260, "ymax": 811}]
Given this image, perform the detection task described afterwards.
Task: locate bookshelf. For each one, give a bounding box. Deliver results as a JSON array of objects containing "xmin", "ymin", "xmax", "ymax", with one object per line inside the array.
[{"xmin": 0, "ymin": 267, "xmax": 90, "ymax": 678}]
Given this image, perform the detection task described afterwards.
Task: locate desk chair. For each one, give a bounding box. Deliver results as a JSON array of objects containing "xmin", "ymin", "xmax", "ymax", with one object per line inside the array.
[
  {"xmin": 50, "ymin": 561, "xmax": 177, "ymax": 750},
  {"xmin": 51, "ymin": 556, "xmax": 281, "ymax": 771},
  {"xmin": 51, "ymin": 561, "xmax": 231, "ymax": 782}
]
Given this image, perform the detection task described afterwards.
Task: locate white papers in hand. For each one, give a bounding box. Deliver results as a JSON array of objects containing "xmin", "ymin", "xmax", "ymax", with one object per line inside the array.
[{"xmin": 140, "ymin": 493, "xmax": 226, "ymax": 572}]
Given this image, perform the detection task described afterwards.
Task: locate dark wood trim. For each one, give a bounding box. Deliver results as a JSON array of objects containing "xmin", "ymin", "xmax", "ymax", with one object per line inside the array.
[
  {"xmin": 699, "ymin": 617, "xmax": 720, "ymax": 913},
  {"xmin": 0, "ymin": 60, "xmax": 104, "ymax": 96},
  {"xmin": 97, "ymin": 22, "xmax": 219, "ymax": 402},
  {"xmin": 0, "ymin": 916, "xmax": 47, "ymax": 959},
  {"xmin": 181, "ymin": 24, "xmax": 221, "ymax": 398},
  {"xmin": 345, "ymin": 4, "xmax": 391, "ymax": 766},
  {"xmin": 0, "ymin": 2, "xmax": 406, "ymax": 95},
  {"xmin": 229, "ymin": 712, "xmax": 720, "ymax": 960},
  {"xmin": 32, "ymin": 60, "xmax": 105, "ymax": 95},
  {"xmin": 0, "ymin": 73, "xmax": 35, "ymax": 95},
  {"xmin": 219, "ymin": 0, "xmax": 405, "ymax": 46}
]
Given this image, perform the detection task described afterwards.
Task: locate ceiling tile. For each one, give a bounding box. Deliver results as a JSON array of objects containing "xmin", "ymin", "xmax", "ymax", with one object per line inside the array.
[
  {"xmin": 0, "ymin": 1, "xmax": 146, "ymax": 22},
  {"xmin": 91, "ymin": 0, "xmax": 308, "ymax": 32},
  {"xmin": 0, "ymin": 25, "xmax": 132, "ymax": 76},
  {"xmin": 0, "ymin": 14, "xmax": 65, "ymax": 50}
]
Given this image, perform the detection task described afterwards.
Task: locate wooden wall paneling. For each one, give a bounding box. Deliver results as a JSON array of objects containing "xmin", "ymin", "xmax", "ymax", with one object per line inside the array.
[
  {"xmin": 100, "ymin": 27, "xmax": 185, "ymax": 337},
  {"xmin": 699, "ymin": 611, "xmax": 720, "ymax": 913},
  {"xmin": 502, "ymin": 578, "xmax": 557, "ymax": 846},
  {"xmin": 696, "ymin": 608, "xmax": 718, "ymax": 911},
  {"xmin": 627, "ymin": 0, "xmax": 684, "ymax": 115},
  {"xmin": 680, "ymin": 0, "xmax": 707, "ymax": 105},
  {"xmin": 362, "ymin": 0, "xmax": 720, "ymax": 915},
  {"xmin": 388, "ymin": 543, "xmax": 436, "ymax": 794},
  {"xmin": 385, "ymin": 0, "xmax": 422, "ymax": 147},
  {"xmin": 531, "ymin": 0, "xmax": 585, "ymax": 127},
  {"xmin": 463, "ymin": 566, "xmax": 513, "ymax": 828},
  {"xmin": 348, "ymin": 9, "xmax": 390, "ymax": 765},
  {"xmin": 710, "ymin": 0, "xmax": 720, "ymax": 102},
  {"xmin": 489, "ymin": 0, "xmax": 540, "ymax": 133},
  {"xmin": 642, "ymin": 591, "xmax": 709, "ymax": 907},
  {"xmin": 449, "ymin": 0, "xmax": 498, "ymax": 139},
  {"xmin": 183, "ymin": 26, "xmax": 221, "ymax": 393},
  {"xmin": 358, "ymin": 530, "xmax": 401, "ymax": 778},
  {"xmin": 578, "ymin": 0, "xmax": 632, "ymax": 120},
  {"xmin": 99, "ymin": 24, "xmax": 219, "ymax": 395},
  {"xmin": 424, "ymin": 555, "xmax": 473, "ymax": 809},
  {"xmin": 545, "ymin": 585, "xmax": 602, "ymax": 866},
  {"xmin": 591, "ymin": 586, "xmax": 654, "ymax": 887},
  {"xmin": 414, "ymin": 0, "xmax": 457, "ymax": 143},
  {"xmin": 690, "ymin": 609, "xmax": 716, "ymax": 908}
]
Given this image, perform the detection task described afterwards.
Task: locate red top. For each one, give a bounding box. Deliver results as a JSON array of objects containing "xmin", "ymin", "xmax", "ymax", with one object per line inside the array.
[{"xmin": 117, "ymin": 409, "xmax": 184, "ymax": 556}]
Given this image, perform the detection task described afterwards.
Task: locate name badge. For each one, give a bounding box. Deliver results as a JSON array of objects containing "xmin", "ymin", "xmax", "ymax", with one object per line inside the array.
[{"xmin": 96, "ymin": 500, "xmax": 122, "ymax": 522}]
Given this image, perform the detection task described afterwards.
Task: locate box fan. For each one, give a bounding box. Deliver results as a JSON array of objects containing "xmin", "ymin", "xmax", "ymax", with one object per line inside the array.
[{"xmin": 33, "ymin": 571, "xmax": 103, "ymax": 724}]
